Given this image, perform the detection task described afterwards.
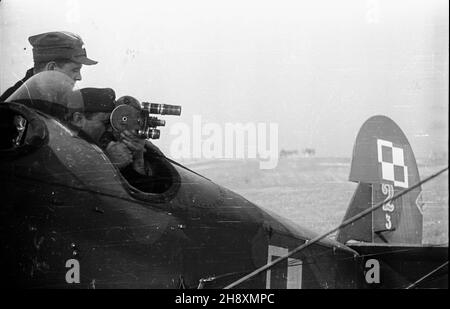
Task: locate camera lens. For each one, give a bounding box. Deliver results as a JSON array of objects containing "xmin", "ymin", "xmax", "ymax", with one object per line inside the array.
[
  {"xmin": 147, "ymin": 117, "xmax": 166, "ymax": 127},
  {"xmin": 147, "ymin": 129, "xmax": 160, "ymax": 139},
  {"xmin": 148, "ymin": 103, "xmax": 181, "ymax": 116}
]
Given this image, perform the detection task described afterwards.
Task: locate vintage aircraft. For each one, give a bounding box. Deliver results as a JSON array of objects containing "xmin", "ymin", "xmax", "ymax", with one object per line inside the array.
[{"xmin": 0, "ymin": 72, "xmax": 447, "ymax": 289}]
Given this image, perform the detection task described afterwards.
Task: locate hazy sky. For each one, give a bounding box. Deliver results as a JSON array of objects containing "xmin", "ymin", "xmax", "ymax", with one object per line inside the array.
[{"xmin": 1, "ymin": 0, "xmax": 448, "ymax": 159}]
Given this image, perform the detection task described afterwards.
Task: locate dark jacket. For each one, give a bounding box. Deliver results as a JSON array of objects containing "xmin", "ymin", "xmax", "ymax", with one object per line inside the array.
[{"xmin": 0, "ymin": 68, "xmax": 34, "ymax": 102}]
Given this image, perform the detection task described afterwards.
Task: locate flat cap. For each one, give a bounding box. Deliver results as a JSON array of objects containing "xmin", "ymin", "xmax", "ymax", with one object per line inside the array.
[
  {"xmin": 79, "ymin": 88, "xmax": 116, "ymax": 113},
  {"xmin": 29, "ymin": 31, "xmax": 97, "ymax": 65}
]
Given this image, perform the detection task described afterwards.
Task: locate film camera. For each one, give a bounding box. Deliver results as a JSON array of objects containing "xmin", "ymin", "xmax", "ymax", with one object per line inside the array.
[{"xmin": 110, "ymin": 96, "xmax": 181, "ymax": 139}]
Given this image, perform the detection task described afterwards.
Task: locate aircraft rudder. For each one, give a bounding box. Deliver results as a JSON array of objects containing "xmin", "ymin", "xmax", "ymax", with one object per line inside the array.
[{"xmin": 338, "ymin": 115, "xmax": 423, "ymax": 245}]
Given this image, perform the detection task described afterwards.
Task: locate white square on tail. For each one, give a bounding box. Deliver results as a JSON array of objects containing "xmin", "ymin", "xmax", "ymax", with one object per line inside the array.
[
  {"xmin": 392, "ymin": 146, "xmax": 405, "ymax": 166},
  {"xmin": 377, "ymin": 139, "xmax": 408, "ymax": 188}
]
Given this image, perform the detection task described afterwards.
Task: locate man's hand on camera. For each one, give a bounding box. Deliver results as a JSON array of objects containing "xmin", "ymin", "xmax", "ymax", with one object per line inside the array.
[
  {"xmin": 120, "ymin": 130, "xmax": 148, "ymax": 175},
  {"xmin": 105, "ymin": 141, "xmax": 133, "ymax": 169},
  {"xmin": 120, "ymin": 130, "xmax": 146, "ymax": 158}
]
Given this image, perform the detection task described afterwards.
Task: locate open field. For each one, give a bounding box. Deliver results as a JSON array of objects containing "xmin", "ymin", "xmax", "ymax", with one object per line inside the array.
[{"xmin": 184, "ymin": 157, "xmax": 448, "ymax": 244}]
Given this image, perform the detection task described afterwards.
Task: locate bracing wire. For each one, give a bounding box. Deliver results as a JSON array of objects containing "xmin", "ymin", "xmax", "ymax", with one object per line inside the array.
[{"xmin": 224, "ymin": 166, "xmax": 448, "ymax": 289}]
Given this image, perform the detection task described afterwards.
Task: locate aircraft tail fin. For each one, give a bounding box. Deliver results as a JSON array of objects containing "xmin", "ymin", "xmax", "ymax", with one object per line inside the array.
[{"xmin": 337, "ymin": 116, "xmax": 424, "ymax": 244}]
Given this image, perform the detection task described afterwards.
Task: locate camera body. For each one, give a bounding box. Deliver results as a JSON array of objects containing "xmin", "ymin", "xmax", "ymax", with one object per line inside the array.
[{"xmin": 110, "ymin": 96, "xmax": 181, "ymax": 139}]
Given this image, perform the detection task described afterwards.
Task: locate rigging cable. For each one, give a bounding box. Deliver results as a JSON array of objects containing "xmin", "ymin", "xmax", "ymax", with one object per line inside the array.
[
  {"xmin": 405, "ymin": 261, "xmax": 448, "ymax": 289},
  {"xmin": 224, "ymin": 166, "xmax": 448, "ymax": 289}
]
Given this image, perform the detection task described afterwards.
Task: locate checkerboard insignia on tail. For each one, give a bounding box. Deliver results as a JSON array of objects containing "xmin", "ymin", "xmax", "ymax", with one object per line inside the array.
[{"xmin": 337, "ymin": 115, "xmax": 423, "ymax": 245}]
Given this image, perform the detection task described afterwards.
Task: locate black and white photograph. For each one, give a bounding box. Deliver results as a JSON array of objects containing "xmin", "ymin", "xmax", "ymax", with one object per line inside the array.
[{"xmin": 0, "ymin": 0, "xmax": 448, "ymax": 292}]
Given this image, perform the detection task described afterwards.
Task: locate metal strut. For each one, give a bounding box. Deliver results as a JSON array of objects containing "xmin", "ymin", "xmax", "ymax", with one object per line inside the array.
[
  {"xmin": 405, "ymin": 261, "xmax": 448, "ymax": 289},
  {"xmin": 224, "ymin": 166, "xmax": 449, "ymax": 289}
]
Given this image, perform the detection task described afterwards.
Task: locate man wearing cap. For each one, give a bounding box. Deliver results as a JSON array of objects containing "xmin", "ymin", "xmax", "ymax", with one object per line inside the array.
[
  {"xmin": 68, "ymin": 88, "xmax": 153, "ymax": 180},
  {"xmin": 0, "ymin": 31, "xmax": 97, "ymax": 101}
]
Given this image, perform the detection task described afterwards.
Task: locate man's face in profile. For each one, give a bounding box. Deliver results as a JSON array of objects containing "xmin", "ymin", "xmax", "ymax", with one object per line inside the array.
[
  {"xmin": 55, "ymin": 62, "xmax": 83, "ymax": 83},
  {"xmin": 81, "ymin": 112, "xmax": 111, "ymax": 143}
]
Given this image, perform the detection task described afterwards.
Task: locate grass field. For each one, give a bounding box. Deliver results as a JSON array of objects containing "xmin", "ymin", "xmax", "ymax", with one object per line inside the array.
[{"xmin": 184, "ymin": 157, "xmax": 448, "ymax": 245}]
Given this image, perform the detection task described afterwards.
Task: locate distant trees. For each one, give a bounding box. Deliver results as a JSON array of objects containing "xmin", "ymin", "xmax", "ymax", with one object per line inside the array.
[
  {"xmin": 280, "ymin": 149, "xmax": 299, "ymax": 157},
  {"xmin": 302, "ymin": 148, "xmax": 316, "ymax": 157},
  {"xmin": 279, "ymin": 148, "xmax": 316, "ymax": 158}
]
